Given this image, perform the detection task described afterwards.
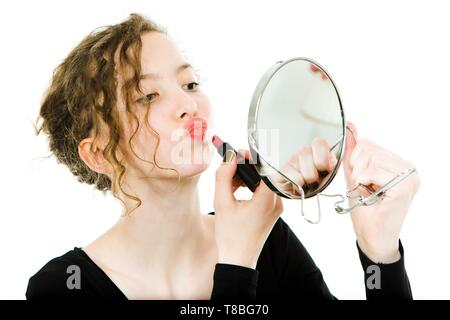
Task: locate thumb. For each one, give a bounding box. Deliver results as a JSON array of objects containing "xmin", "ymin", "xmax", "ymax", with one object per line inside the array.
[
  {"xmin": 214, "ymin": 150, "xmax": 238, "ymax": 209},
  {"xmin": 343, "ymin": 121, "xmax": 358, "ymax": 189}
]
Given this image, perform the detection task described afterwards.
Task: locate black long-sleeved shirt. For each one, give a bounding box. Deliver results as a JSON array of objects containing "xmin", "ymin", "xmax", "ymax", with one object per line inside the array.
[{"xmin": 26, "ymin": 212, "xmax": 412, "ymax": 300}]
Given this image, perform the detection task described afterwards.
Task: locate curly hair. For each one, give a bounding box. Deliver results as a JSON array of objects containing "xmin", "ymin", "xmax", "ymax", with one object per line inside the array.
[{"xmin": 34, "ymin": 13, "xmax": 180, "ymax": 215}]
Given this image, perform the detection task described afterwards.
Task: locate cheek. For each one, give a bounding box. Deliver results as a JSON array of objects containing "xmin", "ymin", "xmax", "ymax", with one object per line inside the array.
[
  {"xmin": 129, "ymin": 94, "xmax": 214, "ymax": 167},
  {"xmin": 199, "ymin": 94, "xmax": 212, "ymax": 117},
  {"xmin": 119, "ymin": 114, "xmax": 158, "ymax": 160},
  {"xmin": 132, "ymin": 115, "xmax": 178, "ymax": 164}
]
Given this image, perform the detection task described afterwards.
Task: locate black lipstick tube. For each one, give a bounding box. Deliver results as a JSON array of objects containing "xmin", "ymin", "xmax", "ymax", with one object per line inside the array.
[{"xmin": 215, "ymin": 140, "xmax": 261, "ymax": 192}]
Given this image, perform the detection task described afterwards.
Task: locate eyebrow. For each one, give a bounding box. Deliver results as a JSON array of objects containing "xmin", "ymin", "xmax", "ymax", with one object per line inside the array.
[{"xmin": 139, "ymin": 63, "xmax": 193, "ymax": 80}]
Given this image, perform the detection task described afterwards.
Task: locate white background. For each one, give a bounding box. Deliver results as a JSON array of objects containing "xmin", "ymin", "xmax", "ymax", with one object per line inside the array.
[{"xmin": 0, "ymin": 0, "xmax": 449, "ymax": 299}]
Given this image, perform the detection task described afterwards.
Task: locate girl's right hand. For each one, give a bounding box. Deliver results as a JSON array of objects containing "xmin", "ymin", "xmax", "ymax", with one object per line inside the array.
[{"xmin": 213, "ymin": 149, "xmax": 284, "ymax": 269}]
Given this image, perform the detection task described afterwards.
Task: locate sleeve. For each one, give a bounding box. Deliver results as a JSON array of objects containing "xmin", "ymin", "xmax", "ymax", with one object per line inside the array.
[
  {"xmin": 26, "ymin": 258, "xmax": 86, "ymax": 299},
  {"xmin": 274, "ymin": 219, "xmax": 413, "ymax": 300},
  {"xmin": 210, "ymin": 217, "xmax": 412, "ymax": 300},
  {"xmin": 210, "ymin": 263, "xmax": 259, "ymax": 301},
  {"xmin": 210, "ymin": 217, "xmax": 336, "ymax": 300},
  {"xmin": 357, "ymin": 239, "xmax": 412, "ymax": 300},
  {"xmin": 26, "ymin": 269, "xmax": 80, "ymax": 299}
]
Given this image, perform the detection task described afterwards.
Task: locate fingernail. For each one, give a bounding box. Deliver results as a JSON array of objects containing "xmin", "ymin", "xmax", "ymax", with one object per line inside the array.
[{"xmin": 223, "ymin": 150, "xmax": 235, "ymax": 163}]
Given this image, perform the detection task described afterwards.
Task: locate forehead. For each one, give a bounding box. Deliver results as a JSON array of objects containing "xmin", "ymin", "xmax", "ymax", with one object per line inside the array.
[{"xmin": 140, "ymin": 32, "xmax": 186, "ymax": 75}]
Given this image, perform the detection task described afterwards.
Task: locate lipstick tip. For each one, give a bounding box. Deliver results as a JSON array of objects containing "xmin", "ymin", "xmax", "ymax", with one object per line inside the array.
[{"xmin": 212, "ymin": 135, "xmax": 223, "ymax": 149}]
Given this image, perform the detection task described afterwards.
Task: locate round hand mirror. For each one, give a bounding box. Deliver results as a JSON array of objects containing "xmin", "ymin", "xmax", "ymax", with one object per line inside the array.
[
  {"xmin": 247, "ymin": 57, "xmax": 416, "ymax": 223},
  {"xmin": 247, "ymin": 57, "xmax": 345, "ymax": 199}
]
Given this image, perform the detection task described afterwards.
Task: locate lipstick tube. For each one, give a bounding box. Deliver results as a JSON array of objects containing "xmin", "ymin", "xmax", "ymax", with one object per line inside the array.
[{"xmin": 212, "ymin": 135, "xmax": 261, "ymax": 192}]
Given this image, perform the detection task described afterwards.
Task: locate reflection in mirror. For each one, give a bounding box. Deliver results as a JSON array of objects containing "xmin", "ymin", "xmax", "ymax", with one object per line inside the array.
[{"xmin": 248, "ymin": 58, "xmax": 345, "ymax": 199}]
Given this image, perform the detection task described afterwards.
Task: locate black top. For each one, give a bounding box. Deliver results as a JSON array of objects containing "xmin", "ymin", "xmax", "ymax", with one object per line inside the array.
[{"xmin": 26, "ymin": 212, "xmax": 412, "ymax": 300}]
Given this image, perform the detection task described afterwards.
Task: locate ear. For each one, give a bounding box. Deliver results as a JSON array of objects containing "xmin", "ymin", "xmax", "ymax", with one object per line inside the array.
[{"xmin": 78, "ymin": 137, "xmax": 112, "ymax": 176}]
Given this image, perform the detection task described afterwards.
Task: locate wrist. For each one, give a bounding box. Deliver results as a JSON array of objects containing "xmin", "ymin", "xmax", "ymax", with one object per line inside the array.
[
  {"xmin": 357, "ymin": 237, "xmax": 401, "ymax": 264},
  {"xmin": 218, "ymin": 253, "xmax": 258, "ymax": 270}
]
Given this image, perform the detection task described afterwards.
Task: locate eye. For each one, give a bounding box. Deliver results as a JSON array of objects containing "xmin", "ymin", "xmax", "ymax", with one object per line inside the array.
[
  {"xmin": 183, "ymin": 82, "xmax": 200, "ymax": 91},
  {"xmin": 136, "ymin": 93, "xmax": 158, "ymax": 104}
]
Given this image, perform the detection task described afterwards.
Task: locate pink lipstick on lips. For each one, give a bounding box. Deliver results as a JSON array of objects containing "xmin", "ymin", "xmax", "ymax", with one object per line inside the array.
[
  {"xmin": 185, "ymin": 117, "xmax": 208, "ymax": 141},
  {"xmin": 212, "ymin": 135, "xmax": 261, "ymax": 192}
]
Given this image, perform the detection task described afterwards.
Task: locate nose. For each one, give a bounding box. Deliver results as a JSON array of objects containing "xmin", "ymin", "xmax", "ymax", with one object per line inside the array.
[{"xmin": 174, "ymin": 88, "xmax": 199, "ymax": 119}]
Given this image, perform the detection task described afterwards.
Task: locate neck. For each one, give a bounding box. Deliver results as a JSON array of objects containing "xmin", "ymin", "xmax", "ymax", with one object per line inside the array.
[{"xmin": 108, "ymin": 174, "xmax": 211, "ymax": 269}]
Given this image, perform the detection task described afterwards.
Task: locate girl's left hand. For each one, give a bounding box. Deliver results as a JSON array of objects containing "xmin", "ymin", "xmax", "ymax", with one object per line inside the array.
[{"xmin": 343, "ymin": 122, "xmax": 421, "ymax": 263}]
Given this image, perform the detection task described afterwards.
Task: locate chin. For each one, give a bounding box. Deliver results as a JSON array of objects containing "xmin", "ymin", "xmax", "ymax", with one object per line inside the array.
[{"xmin": 177, "ymin": 160, "xmax": 211, "ymax": 178}]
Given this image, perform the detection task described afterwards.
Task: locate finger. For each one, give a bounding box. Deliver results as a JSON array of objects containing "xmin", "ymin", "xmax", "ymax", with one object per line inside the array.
[
  {"xmin": 354, "ymin": 166, "xmax": 397, "ymax": 191},
  {"xmin": 297, "ymin": 146, "xmax": 319, "ymax": 184},
  {"xmin": 275, "ymin": 152, "xmax": 305, "ymax": 184},
  {"xmin": 343, "ymin": 121, "xmax": 358, "ymax": 189},
  {"xmin": 352, "ymin": 149, "xmax": 408, "ymax": 182},
  {"xmin": 237, "ymin": 149, "xmax": 251, "ymax": 159},
  {"xmin": 252, "ymin": 180, "xmax": 277, "ymax": 207},
  {"xmin": 236, "ymin": 149, "xmax": 257, "ymax": 165},
  {"xmin": 350, "ymin": 139, "xmax": 404, "ymax": 169},
  {"xmin": 349, "ymin": 138, "xmax": 396, "ymax": 170},
  {"xmin": 349, "ymin": 138, "xmax": 373, "ymax": 169},
  {"xmin": 275, "ymin": 163, "xmax": 306, "ymax": 187},
  {"xmin": 311, "ymin": 138, "xmax": 332, "ymax": 172},
  {"xmin": 214, "ymin": 150, "xmax": 238, "ymax": 209},
  {"xmin": 329, "ymin": 151, "xmax": 338, "ymax": 172},
  {"xmin": 271, "ymin": 172, "xmax": 303, "ymax": 195}
]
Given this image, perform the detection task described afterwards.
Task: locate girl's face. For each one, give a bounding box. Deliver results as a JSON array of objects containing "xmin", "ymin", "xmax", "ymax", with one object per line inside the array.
[{"xmin": 116, "ymin": 32, "xmax": 214, "ymax": 181}]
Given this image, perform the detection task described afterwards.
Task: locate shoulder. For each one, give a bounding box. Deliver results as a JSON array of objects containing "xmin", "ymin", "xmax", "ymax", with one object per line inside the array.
[{"xmin": 26, "ymin": 248, "xmax": 91, "ymax": 299}]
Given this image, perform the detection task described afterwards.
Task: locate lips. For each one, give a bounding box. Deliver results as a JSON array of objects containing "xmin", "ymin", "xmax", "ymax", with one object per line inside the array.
[{"xmin": 185, "ymin": 117, "xmax": 208, "ymax": 140}]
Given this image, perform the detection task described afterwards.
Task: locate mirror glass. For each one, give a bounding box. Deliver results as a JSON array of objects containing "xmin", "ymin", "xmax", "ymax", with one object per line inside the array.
[{"xmin": 248, "ymin": 58, "xmax": 346, "ymax": 199}]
